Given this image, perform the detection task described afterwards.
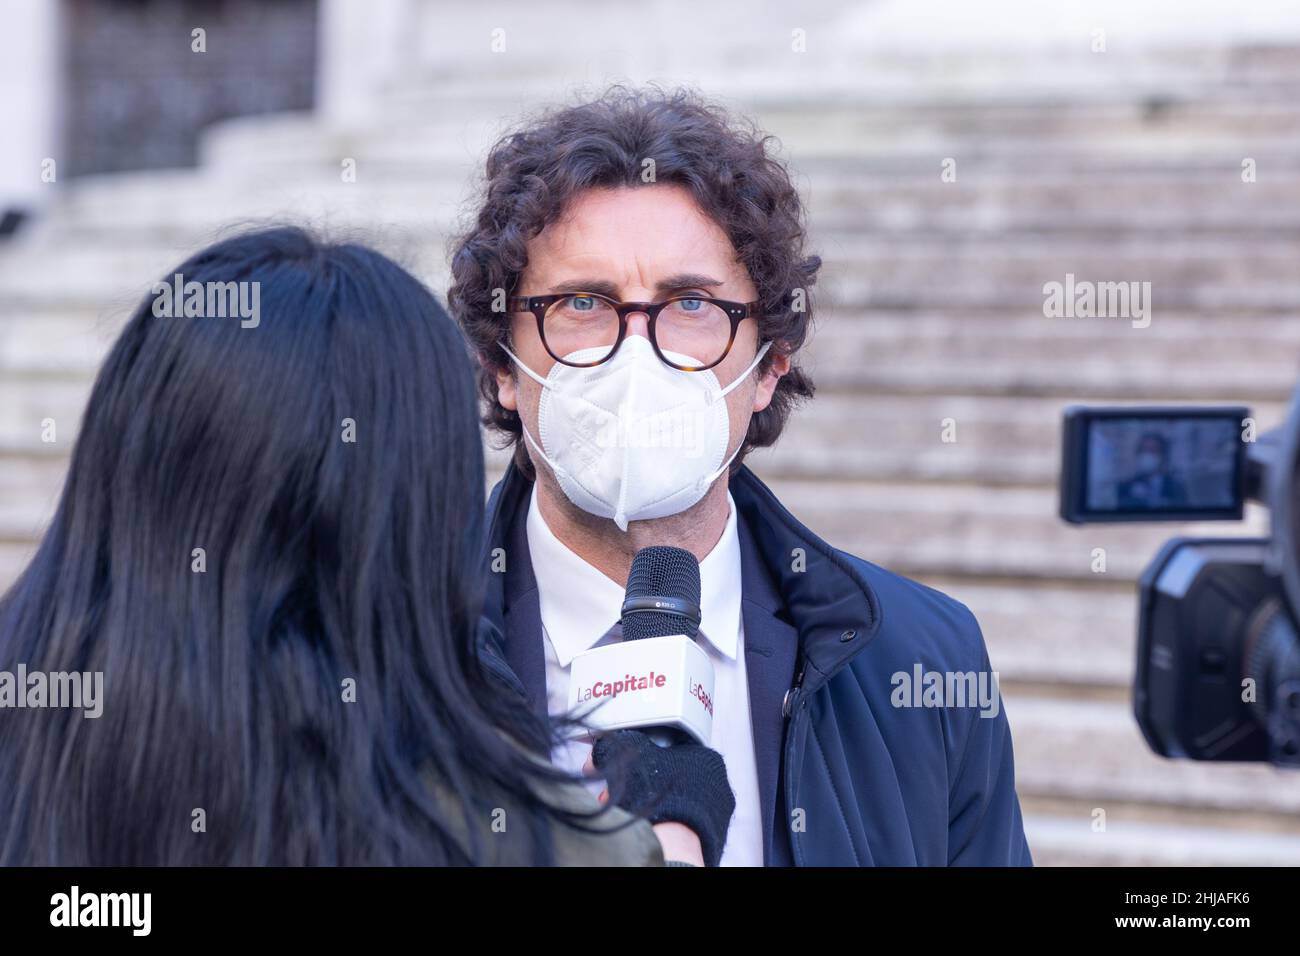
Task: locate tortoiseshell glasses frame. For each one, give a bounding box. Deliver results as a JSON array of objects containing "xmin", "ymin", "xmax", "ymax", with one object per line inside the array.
[{"xmin": 506, "ymin": 292, "xmax": 763, "ymax": 372}]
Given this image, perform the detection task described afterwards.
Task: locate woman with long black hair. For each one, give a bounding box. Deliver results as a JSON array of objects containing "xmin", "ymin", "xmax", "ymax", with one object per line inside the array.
[{"xmin": 0, "ymin": 227, "xmax": 725, "ymax": 865}]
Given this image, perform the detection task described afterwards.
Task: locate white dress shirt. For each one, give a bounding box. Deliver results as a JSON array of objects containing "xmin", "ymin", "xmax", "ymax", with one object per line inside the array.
[{"xmin": 525, "ymin": 485, "xmax": 764, "ymax": 866}]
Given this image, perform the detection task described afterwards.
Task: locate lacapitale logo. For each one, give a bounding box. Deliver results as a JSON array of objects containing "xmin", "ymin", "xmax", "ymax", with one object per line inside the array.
[
  {"xmin": 573, "ymin": 671, "xmax": 667, "ymax": 702},
  {"xmin": 690, "ymin": 679, "xmax": 714, "ymax": 716}
]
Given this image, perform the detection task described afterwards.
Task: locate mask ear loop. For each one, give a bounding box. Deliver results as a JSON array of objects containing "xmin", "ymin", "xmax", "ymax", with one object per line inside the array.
[
  {"xmin": 712, "ymin": 340, "xmax": 773, "ymax": 403},
  {"xmin": 495, "ymin": 340, "xmax": 567, "ymax": 477},
  {"xmin": 497, "ymin": 340, "xmax": 551, "ymax": 389},
  {"xmin": 702, "ymin": 340, "xmax": 775, "ymax": 483},
  {"xmin": 702, "ymin": 435, "xmax": 748, "ymax": 486}
]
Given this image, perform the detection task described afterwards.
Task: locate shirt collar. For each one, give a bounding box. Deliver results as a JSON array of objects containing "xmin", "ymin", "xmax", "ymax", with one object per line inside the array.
[{"xmin": 526, "ymin": 486, "xmax": 742, "ymax": 667}]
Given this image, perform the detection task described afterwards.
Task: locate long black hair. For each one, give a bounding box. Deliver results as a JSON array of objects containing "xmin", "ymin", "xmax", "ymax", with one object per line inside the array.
[{"xmin": 0, "ymin": 226, "xmax": 578, "ymax": 864}]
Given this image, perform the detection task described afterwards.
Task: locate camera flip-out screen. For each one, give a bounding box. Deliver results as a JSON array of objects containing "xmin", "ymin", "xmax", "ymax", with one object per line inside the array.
[{"xmin": 1059, "ymin": 406, "xmax": 1249, "ymax": 524}]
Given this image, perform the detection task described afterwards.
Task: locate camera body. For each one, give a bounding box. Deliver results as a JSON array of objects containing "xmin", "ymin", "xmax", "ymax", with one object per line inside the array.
[{"xmin": 1059, "ymin": 394, "xmax": 1300, "ymax": 767}]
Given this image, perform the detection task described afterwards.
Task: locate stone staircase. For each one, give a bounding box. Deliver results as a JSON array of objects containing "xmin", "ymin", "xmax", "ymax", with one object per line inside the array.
[{"xmin": 4, "ymin": 47, "xmax": 1300, "ymax": 864}]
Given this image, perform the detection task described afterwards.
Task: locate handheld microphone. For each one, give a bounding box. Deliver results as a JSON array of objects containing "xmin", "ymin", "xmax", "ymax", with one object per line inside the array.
[
  {"xmin": 621, "ymin": 545, "xmax": 702, "ymax": 641},
  {"xmin": 567, "ymin": 546, "xmax": 716, "ymax": 744}
]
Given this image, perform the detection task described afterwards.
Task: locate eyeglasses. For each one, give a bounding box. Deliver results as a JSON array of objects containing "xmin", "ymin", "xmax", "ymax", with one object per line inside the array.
[{"xmin": 507, "ymin": 292, "xmax": 762, "ymax": 371}]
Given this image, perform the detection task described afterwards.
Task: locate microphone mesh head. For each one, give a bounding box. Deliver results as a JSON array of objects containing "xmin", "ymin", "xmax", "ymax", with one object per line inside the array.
[{"xmin": 622, "ymin": 545, "xmax": 701, "ymax": 641}]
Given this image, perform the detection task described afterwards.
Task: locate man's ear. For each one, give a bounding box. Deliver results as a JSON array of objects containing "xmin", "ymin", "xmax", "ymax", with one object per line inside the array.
[
  {"xmin": 753, "ymin": 350, "xmax": 790, "ymax": 413},
  {"xmin": 482, "ymin": 353, "xmax": 518, "ymax": 412}
]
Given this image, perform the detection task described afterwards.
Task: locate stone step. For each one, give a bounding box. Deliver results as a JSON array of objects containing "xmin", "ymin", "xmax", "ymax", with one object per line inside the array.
[
  {"xmin": 0, "ymin": 310, "xmax": 128, "ymax": 376},
  {"xmin": 799, "ymin": 311, "xmax": 1300, "ymax": 400},
  {"xmin": 0, "ymin": 376, "xmax": 93, "ymax": 448},
  {"xmin": 815, "ymin": 237, "xmax": 1300, "ymax": 314},
  {"xmin": 1006, "ymin": 692, "xmax": 1300, "ymax": 820},
  {"xmin": 43, "ymin": 170, "xmax": 469, "ymax": 245},
  {"xmin": 394, "ymin": 44, "xmax": 1300, "ymax": 105},
  {"xmin": 929, "ymin": 577, "xmax": 1137, "ymax": 688},
  {"xmin": 805, "ymin": 352, "xmax": 1294, "ymax": 403},
  {"xmin": 1023, "ymin": 812, "xmax": 1300, "ymax": 866},
  {"xmin": 196, "ymin": 110, "xmax": 512, "ymax": 175},
  {"xmin": 755, "ymin": 477, "xmax": 1268, "ymax": 582},
  {"xmin": 49, "ymin": 167, "xmax": 1300, "ymax": 243},
  {"xmin": 811, "ymin": 351, "xmax": 1300, "ymax": 403},
  {"xmin": 803, "ymin": 366, "xmax": 1296, "ymax": 406},
  {"xmin": 814, "ymin": 310, "xmax": 1300, "ymax": 349},
  {"xmin": 794, "ymin": 151, "xmax": 1300, "ymax": 177},
  {"xmin": 807, "ymin": 173, "xmax": 1300, "ymax": 234},
  {"xmin": 193, "ymin": 91, "xmax": 1300, "ymax": 180},
  {"xmin": 752, "ymin": 100, "xmax": 1300, "ymax": 154},
  {"xmin": 752, "ymin": 391, "xmax": 1286, "ymax": 484},
  {"xmin": 206, "ymin": 124, "xmax": 1300, "ymax": 178},
  {"xmin": 0, "ymin": 452, "xmax": 66, "ymax": 537},
  {"xmin": 0, "ymin": 238, "xmax": 448, "ymax": 313},
  {"xmin": 0, "ymin": 540, "xmax": 35, "ymax": 593}
]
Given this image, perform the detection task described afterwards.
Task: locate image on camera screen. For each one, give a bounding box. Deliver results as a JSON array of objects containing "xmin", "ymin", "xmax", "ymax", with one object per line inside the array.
[{"xmin": 1084, "ymin": 416, "xmax": 1242, "ymax": 515}]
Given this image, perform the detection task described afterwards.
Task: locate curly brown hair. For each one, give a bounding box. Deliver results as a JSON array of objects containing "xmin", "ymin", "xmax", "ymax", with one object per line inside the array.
[{"xmin": 446, "ymin": 83, "xmax": 820, "ymax": 478}]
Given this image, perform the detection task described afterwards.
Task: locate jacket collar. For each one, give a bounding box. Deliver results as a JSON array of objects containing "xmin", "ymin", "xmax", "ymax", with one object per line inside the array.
[
  {"xmin": 482, "ymin": 462, "xmax": 883, "ymax": 698},
  {"xmin": 726, "ymin": 466, "xmax": 883, "ymax": 694}
]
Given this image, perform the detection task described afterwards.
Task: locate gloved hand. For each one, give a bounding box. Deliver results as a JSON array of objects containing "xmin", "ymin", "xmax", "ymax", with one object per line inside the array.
[{"xmin": 591, "ymin": 729, "xmax": 736, "ymax": 867}]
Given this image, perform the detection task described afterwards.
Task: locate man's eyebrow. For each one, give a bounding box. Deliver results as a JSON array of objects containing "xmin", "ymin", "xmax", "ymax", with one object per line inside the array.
[{"xmin": 545, "ymin": 273, "xmax": 725, "ymax": 298}]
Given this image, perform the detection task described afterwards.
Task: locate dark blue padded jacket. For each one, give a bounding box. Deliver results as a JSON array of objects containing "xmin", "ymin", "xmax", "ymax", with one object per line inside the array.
[{"xmin": 477, "ymin": 462, "xmax": 1033, "ymax": 866}]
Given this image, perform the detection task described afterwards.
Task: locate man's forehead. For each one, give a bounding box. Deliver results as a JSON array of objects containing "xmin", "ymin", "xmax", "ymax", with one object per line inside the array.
[{"xmin": 525, "ymin": 186, "xmax": 738, "ymax": 270}]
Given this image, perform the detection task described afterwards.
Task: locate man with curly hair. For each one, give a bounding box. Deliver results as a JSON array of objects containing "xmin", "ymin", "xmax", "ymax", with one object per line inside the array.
[{"xmin": 449, "ymin": 85, "xmax": 1032, "ymax": 867}]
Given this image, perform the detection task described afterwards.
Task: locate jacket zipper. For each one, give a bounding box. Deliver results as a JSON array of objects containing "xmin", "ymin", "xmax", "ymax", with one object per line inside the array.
[{"xmin": 781, "ymin": 663, "xmax": 807, "ymax": 865}]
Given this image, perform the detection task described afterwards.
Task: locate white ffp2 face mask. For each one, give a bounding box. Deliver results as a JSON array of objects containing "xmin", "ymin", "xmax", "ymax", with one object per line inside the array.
[{"xmin": 500, "ymin": 334, "xmax": 772, "ymax": 531}]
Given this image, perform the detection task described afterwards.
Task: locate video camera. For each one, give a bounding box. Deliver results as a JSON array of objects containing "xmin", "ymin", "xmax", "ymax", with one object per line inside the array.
[{"xmin": 1059, "ymin": 390, "xmax": 1300, "ymax": 768}]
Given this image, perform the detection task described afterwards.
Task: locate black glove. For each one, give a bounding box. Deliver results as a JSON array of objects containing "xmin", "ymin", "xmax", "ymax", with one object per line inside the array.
[{"xmin": 591, "ymin": 729, "xmax": 736, "ymax": 867}]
